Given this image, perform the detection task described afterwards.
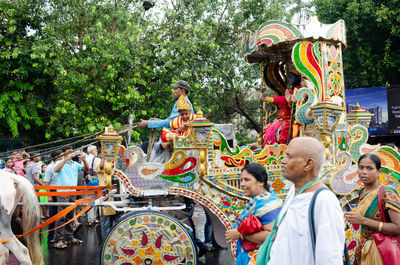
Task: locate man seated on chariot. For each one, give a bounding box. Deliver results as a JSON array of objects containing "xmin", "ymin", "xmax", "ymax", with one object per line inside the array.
[
  {"xmin": 137, "ymin": 80, "xmax": 193, "ymax": 162},
  {"xmin": 160, "ymin": 95, "xmax": 195, "ymax": 150}
]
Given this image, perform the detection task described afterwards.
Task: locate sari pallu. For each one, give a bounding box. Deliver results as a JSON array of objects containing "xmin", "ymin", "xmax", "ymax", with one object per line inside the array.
[
  {"xmin": 355, "ymin": 185, "xmax": 400, "ymax": 265},
  {"xmin": 234, "ymin": 192, "xmax": 282, "ymax": 265}
]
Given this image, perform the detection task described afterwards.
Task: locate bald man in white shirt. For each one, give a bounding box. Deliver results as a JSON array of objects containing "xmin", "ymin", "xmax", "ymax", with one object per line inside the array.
[{"xmin": 267, "ymin": 137, "xmax": 345, "ymax": 265}]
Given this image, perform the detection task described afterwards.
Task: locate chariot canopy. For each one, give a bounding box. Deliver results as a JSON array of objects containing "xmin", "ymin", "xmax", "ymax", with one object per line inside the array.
[{"xmin": 242, "ymin": 16, "xmax": 347, "ymax": 103}]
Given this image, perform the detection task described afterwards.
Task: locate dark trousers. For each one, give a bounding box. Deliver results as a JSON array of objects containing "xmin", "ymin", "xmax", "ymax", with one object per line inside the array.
[
  {"xmin": 48, "ymin": 196, "xmax": 58, "ymax": 242},
  {"xmin": 100, "ymin": 208, "xmax": 121, "ymax": 240},
  {"xmin": 140, "ymin": 140, "xmax": 149, "ymax": 154},
  {"xmin": 54, "ymin": 195, "xmax": 76, "ymax": 242}
]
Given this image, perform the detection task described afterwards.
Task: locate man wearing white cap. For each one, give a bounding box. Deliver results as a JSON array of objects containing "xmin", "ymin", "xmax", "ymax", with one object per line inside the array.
[
  {"xmin": 85, "ymin": 145, "xmax": 101, "ymax": 226},
  {"xmin": 85, "ymin": 145, "xmax": 100, "ymax": 168}
]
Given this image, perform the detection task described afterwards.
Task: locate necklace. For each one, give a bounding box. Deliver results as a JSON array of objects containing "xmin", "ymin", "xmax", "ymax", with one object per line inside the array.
[
  {"xmin": 295, "ymin": 178, "xmax": 320, "ymax": 195},
  {"xmin": 363, "ymin": 182, "xmax": 382, "ymax": 195}
]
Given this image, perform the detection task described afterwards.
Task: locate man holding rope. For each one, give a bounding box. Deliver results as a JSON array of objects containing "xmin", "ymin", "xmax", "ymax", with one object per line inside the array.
[{"xmin": 137, "ymin": 80, "xmax": 193, "ymax": 154}]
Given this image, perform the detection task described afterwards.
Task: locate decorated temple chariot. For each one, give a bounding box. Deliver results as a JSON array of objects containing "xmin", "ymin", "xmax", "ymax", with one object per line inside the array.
[{"xmin": 96, "ymin": 16, "xmax": 400, "ymax": 265}]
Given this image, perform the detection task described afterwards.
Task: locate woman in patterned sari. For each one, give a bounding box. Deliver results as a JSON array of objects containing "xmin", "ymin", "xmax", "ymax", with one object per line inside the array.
[
  {"xmin": 225, "ymin": 163, "xmax": 282, "ymax": 265},
  {"xmin": 345, "ymin": 153, "xmax": 400, "ymax": 265}
]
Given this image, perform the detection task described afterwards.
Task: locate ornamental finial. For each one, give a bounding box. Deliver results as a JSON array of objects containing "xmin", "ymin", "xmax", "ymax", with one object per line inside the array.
[{"xmin": 196, "ymin": 109, "xmax": 204, "ymax": 118}]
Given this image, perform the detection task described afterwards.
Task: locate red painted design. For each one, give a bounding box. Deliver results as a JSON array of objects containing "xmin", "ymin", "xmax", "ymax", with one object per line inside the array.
[
  {"xmin": 141, "ymin": 231, "xmax": 148, "ymax": 246},
  {"xmin": 121, "ymin": 247, "xmax": 135, "ymax": 256},
  {"xmin": 306, "ymin": 43, "xmax": 322, "ymax": 81},
  {"xmin": 163, "ymin": 254, "xmax": 179, "ymax": 262},
  {"xmin": 260, "ymin": 24, "xmax": 296, "ymax": 39},
  {"xmin": 222, "ymin": 200, "xmax": 231, "ymax": 207},
  {"xmin": 257, "ymin": 38, "xmax": 273, "ymax": 46},
  {"xmin": 220, "ymin": 156, "xmax": 246, "ymax": 167},
  {"xmin": 162, "ymin": 157, "xmax": 197, "ymax": 176},
  {"xmin": 155, "ymin": 234, "xmax": 163, "ymax": 248}
]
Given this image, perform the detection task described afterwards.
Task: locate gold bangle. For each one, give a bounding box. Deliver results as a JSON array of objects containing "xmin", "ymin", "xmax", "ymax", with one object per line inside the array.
[{"xmin": 378, "ymin": 221, "xmax": 383, "ymax": 232}]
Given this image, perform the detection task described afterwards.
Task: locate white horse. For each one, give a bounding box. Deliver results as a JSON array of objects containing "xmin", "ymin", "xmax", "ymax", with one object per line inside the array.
[{"xmin": 0, "ymin": 170, "xmax": 44, "ymax": 265}]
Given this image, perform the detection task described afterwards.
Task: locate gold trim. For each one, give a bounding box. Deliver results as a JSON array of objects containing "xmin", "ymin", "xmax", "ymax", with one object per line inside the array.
[{"xmin": 199, "ymin": 174, "xmax": 249, "ymax": 201}]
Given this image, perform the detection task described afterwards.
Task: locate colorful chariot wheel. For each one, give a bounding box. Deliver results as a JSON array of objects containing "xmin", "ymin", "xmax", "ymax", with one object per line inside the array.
[{"xmin": 100, "ymin": 211, "xmax": 197, "ymax": 265}]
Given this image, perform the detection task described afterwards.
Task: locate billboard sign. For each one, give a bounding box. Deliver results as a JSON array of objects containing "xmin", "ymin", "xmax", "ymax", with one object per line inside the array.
[{"xmin": 345, "ymin": 86, "xmax": 400, "ymax": 136}]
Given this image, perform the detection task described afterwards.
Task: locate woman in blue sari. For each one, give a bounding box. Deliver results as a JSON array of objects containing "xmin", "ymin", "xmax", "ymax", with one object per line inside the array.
[{"xmin": 225, "ymin": 163, "xmax": 282, "ymax": 265}]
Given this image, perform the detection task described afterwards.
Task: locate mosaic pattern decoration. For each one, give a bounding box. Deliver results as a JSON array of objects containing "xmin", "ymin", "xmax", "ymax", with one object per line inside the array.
[
  {"xmin": 294, "ymin": 87, "xmax": 316, "ymax": 126},
  {"xmin": 330, "ymin": 151, "xmax": 359, "ymax": 195},
  {"xmin": 211, "ymin": 129, "xmax": 287, "ymax": 167},
  {"xmin": 119, "ymin": 146, "xmax": 198, "ymax": 190},
  {"xmin": 212, "ymin": 129, "xmax": 254, "ymax": 166},
  {"xmin": 253, "ymin": 144, "xmax": 287, "ymax": 165},
  {"xmin": 170, "ymin": 184, "xmax": 246, "ymax": 258},
  {"xmin": 160, "ymin": 151, "xmax": 198, "ymax": 184},
  {"xmin": 370, "ymin": 146, "xmax": 400, "ymax": 191},
  {"xmin": 331, "ymin": 145, "xmax": 400, "ymax": 196},
  {"xmin": 242, "ymin": 17, "xmax": 347, "ymax": 60},
  {"xmin": 209, "ymin": 130, "xmax": 290, "ymax": 197},
  {"xmin": 242, "ymin": 20, "xmax": 303, "ymax": 56},
  {"xmin": 101, "ymin": 212, "xmax": 196, "ymax": 265},
  {"xmin": 326, "ymin": 44, "xmax": 345, "ymax": 98},
  {"xmin": 113, "ymin": 169, "xmax": 140, "ymax": 197},
  {"xmin": 348, "ymin": 124, "xmax": 368, "ymax": 164},
  {"xmin": 122, "ymin": 146, "xmax": 168, "ymax": 189},
  {"xmin": 326, "ymin": 19, "xmax": 347, "ymax": 47},
  {"xmin": 292, "ymin": 40, "xmax": 328, "ymax": 102}
]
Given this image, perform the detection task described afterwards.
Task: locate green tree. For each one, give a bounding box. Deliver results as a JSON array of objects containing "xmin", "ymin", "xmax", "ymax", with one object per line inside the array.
[
  {"xmin": 0, "ymin": 1, "xmax": 46, "ymax": 137},
  {"xmin": 32, "ymin": 0, "xmax": 154, "ymax": 139},
  {"xmin": 313, "ymin": 0, "xmax": 400, "ymax": 88},
  {"xmin": 1, "ymin": 0, "xmax": 297, "ymax": 144},
  {"xmin": 143, "ymin": 0, "xmax": 293, "ymax": 143}
]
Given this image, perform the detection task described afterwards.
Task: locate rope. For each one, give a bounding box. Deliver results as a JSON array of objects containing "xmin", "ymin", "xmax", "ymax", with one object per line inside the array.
[
  {"xmin": 260, "ymin": 64, "xmax": 265, "ymax": 138},
  {"xmin": 1, "ymin": 123, "xmax": 140, "ymax": 159},
  {"xmin": 0, "ymin": 131, "xmax": 103, "ymax": 157},
  {"xmin": 0, "ymin": 123, "xmax": 143, "ymax": 169},
  {"xmin": 3, "ymin": 136, "xmax": 100, "ymax": 164}
]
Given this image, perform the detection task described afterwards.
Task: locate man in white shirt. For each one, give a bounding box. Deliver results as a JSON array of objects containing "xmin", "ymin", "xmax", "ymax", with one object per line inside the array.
[
  {"xmin": 267, "ymin": 136, "xmax": 345, "ymax": 265},
  {"xmin": 44, "ymin": 150, "xmax": 63, "ymax": 243},
  {"xmin": 85, "ymin": 145, "xmax": 101, "ymax": 168},
  {"xmin": 85, "ymin": 145, "xmax": 101, "ymax": 226}
]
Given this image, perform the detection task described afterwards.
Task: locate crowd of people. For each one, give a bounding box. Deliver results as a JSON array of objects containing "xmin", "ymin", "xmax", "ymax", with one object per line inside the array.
[
  {"xmin": 226, "ymin": 137, "xmax": 400, "ymax": 265},
  {"xmin": 0, "ymin": 144, "xmax": 119, "ymax": 249},
  {"xmin": 1, "ymin": 79, "xmax": 400, "ymax": 264}
]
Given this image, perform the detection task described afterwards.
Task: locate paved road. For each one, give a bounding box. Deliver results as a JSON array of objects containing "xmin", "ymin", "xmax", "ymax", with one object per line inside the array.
[{"xmin": 4, "ymin": 223, "xmax": 234, "ymax": 265}]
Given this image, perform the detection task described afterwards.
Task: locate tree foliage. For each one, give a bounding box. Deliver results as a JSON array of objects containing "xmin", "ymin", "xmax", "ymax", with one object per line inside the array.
[
  {"xmin": 0, "ymin": 1, "xmax": 46, "ymax": 137},
  {"xmin": 313, "ymin": 0, "xmax": 400, "ymax": 88},
  {"xmin": 1, "ymin": 0, "xmax": 298, "ymax": 144}
]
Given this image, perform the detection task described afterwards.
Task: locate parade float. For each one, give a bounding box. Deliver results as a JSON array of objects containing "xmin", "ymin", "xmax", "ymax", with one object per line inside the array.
[
  {"xmin": 2, "ymin": 16, "xmax": 400, "ymax": 265},
  {"xmin": 93, "ymin": 16, "xmax": 400, "ymax": 265}
]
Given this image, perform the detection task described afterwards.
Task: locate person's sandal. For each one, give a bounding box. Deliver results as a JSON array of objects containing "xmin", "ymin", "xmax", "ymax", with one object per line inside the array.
[
  {"xmin": 67, "ymin": 238, "xmax": 83, "ymax": 245},
  {"xmin": 54, "ymin": 241, "xmax": 67, "ymax": 249},
  {"xmin": 73, "ymin": 223, "xmax": 83, "ymax": 234}
]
